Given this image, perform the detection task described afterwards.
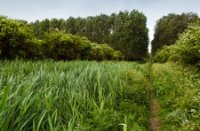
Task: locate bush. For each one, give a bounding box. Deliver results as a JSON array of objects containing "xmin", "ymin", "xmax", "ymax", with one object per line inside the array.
[
  {"xmin": 113, "ymin": 51, "xmax": 124, "ymax": 60},
  {"xmin": 154, "ymin": 46, "xmax": 172, "ymax": 63},
  {"xmin": 0, "ymin": 16, "xmax": 124, "ymax": 61},
  {"xmin": 88, "ymin": 43, "xmax": 123, "ymax": 60},
  {"xmin": 151, "ymin": 12, "xmax": 199, "ymax": 54},
  {"xmin": 170, "ymin": 23, "xmax": 200, "ymax": 66},
  {"xmin": 42, "ymin": 31, "xmax": 123, "ymax": 61},
  {"xmin": 42, "ymin": 32, "xmax": 92, "ymax": 60},
  {"xmin": 154, "ymin": 22, "xmax": 200, "ymax": 69},
  {"xmin": 0, "ymin": 16, "xmax": 38, "ymax": 59}
]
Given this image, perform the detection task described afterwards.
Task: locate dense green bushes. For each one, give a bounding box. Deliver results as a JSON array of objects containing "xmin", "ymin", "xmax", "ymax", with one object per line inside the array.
[
  {"xmin": 0, "ymin": 16, "xmax": 123, "ymax": 60},
  {"xmin": 0, "ymin": 16, "xmax": 40, "ymax": 59},
  {"xmin": 154, "ymin": 23, "xmax": 200, "ymax": 69},
  {"xmin": 42, "ymin": 31, "xmax": 92, "ymax": 60},
  {"xmin": 151, "ymin": 12, "xmax": 199, "ymax": 54},
  {"xmin": 154, "ymin": 46, "xmax": 171, "ymax": 63},
  {"xmin": 42, "ymin": 31, "xmax": 123, "ymax": 60}
]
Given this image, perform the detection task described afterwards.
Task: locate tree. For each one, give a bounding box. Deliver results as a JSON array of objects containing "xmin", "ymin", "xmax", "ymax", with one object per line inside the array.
[
  {"xmin": 0, "ymin": 16, "xmax": 38, "ymax": 59},
  {"xmin": 111, "ymin": 10, "xmax": 148, "ymax": 60},
  {"xmin": 152, "ymin": 12, "xmax": 199, "ymax": 54},
  {"xmin": 30, "ymin": 10, "xmax": 149, "ymax": 60},
  {"xmin": 154, "ymin": 22, "xmax": 200, "ymax": 68}
]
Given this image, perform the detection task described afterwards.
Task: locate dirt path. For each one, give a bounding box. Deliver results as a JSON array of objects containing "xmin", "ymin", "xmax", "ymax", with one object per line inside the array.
[{"xmin": 149, "ymin": 92, "xmax": 161, "ymax": 131}]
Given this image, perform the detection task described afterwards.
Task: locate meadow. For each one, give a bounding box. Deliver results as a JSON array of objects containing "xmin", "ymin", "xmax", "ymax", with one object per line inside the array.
[
  {"xmin": 152, "ymin": 63, "xmax": 200, "ymax": 130},
  {"xmin": 0, "ymin": 60, "xmax": 150, "ymax": 131},
  {"xmin": 0, "ymin": 60, "xmax": 199, "ymax": 131}
]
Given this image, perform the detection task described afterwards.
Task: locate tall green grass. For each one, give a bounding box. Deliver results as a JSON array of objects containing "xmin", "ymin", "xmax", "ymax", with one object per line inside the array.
[
  {"xmin": 0, "ymin": 60, "xmax": 150, "ymax": 131},
  {"xmin": 152, "ymin": 63, "xmax": 200, "ymax": 130}
]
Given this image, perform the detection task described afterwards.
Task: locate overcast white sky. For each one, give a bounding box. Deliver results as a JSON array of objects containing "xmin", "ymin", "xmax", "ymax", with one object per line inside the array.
[{"xmin": 0, "ymin": 0, "xmax": 200, "ymax": 48}]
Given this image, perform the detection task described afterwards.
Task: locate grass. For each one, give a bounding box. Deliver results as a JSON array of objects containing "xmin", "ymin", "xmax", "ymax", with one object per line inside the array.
[
  {"xmin": 0, "ymin": 60, "xmax": 150, "ymax": 131},
  {"xmin": 152, "ymin": 63, "xmax": 200, "ymax": 130},
  {"xmin": 1, "ymin": 60, "xmax": 199, "ymax": 130}
]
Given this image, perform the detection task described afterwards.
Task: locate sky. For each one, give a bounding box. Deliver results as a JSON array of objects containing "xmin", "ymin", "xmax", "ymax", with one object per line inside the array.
[{"xmin": 0, "ymin": 0, "xmax": 200, "ymax": 51}]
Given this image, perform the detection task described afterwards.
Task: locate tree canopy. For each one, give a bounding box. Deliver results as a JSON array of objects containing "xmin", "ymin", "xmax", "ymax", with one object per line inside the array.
[
  {"xmin": 0, "ymin": 16, "xmax": 40, "ymax": 59},
  {"xmin": 151, "ymin": 12, "xmax": 199, "ymax": 54},
  {"xmin": 0, "ymin": 16, "xmax": 123, "ymax": 60},
  {"xmin": 154, "ymin": 22, "xmax": 200, "ymax": 68},
  {"xmin": 31, "ymin": 10, "xmax": 149, "ymax": 60}
]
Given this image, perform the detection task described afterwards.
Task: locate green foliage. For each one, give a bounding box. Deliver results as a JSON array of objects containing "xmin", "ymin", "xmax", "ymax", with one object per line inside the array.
[
  {"xmin": 0, "ymin": 10, "xmax": 149, "ymax": 61},
  {"xmin": 154, "ymin": 46, "xmax": 172, "ymax": 63},
  {"xmin": 0, "ymin": 16, "xmax": 123, "ymax": 61},
  {"xmin": 42, "ymin": 31, "xmax": 92, "ymax": 60},
  {"xmin": 0, "ymin": 16, "xmax": 38, "ymax": 59},
  {"xmin": 152, "ymin": 12, "xmax": 199, "ymax": 54},
  {"xmin": 41, "ymin": 31, "xmax": 123, "ymax": 60},
  {"xmin": 154, "ymin": 23, "xmax": 200, "ymax": 69},
  {"xmin": 31, "ymin": 10, "xmax": 149, "ymax": 60},
  {"xmin": 169, "ymin": 23, "xmax": 200, "ymax": 67},
  {"xmin": 0, "ymin": 61, "xmax": 150, "ymax": 130},
  {"xmin": 88, "ymin": 43, "xmax": 124, "ymax": 60},
  {"xmin": 111, "ymin": 10, "xmax": 149, "ymax": 60},
  {"xmin": 152, "ymin": 63, "xmax": 200, "ymax": 130}
]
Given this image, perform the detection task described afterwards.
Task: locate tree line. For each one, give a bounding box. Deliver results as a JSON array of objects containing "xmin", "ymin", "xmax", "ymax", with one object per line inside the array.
[
  {"xmin": 31, "ymin": 10, "xmax": 149, "ymax": 60},
  {"xmin": 152, "ymin": 12, "xmax": 199, "ymax": 54},
  {"xmin": 1, "ymin": 10, "xmax": 199, "ymax": 63},
  {"xmin": 0, "ymin": 10, "xmax": 148, "ymax": 61},
  {"xmin": 0, "ymin": 16, "xmax": 123, "ymax": 60},
  {"xmin": 152, "ymin": 12, "xmax": 200, "ymax": 69}
]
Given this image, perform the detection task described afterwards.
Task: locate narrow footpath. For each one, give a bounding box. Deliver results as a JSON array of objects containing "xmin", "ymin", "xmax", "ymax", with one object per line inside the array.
[
  {"xmin": 146, "ymin": 63, "xmax": 161, "ymax": 131},
  {"xmin": 149, "ymin": 92, "xmax": 161, "ymax": 131}
]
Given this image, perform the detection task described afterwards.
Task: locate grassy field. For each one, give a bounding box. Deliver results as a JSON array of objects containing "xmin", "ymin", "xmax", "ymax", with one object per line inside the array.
[
  {"xmin": 152, "ymin": 63, "xmax": 200, "ymax": 130},
  {"xmin": 0, "ymin": 60, "xmax": 150, "ymax": 131},
  {"xmin": 0, "ymin": 60, "xmax": 199, "ymax": 131}
]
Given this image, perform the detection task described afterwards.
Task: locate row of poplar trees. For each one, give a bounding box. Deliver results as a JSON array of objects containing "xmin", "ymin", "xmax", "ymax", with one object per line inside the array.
[{"xmin": 31, "ymin": 10, "xmax": 149, "ymax": 61}]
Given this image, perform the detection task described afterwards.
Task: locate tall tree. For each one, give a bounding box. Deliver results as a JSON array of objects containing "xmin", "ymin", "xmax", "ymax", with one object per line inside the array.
[
  {"xmin": 30, "ymin": 10, "xmax": 149, "ymax": 60},
  {"xmin": 111, "ymin": 10, "xmax": 148, "ymax": 60},
  {"xmin": 152, "ymin": 12, "xmax": 199, "ymax": 54}
]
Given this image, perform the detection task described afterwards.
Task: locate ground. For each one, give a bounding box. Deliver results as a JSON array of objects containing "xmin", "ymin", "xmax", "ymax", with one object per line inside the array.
[{"xmin": 149, "ymin": 92, "xmax": 161, "ymax": 131}]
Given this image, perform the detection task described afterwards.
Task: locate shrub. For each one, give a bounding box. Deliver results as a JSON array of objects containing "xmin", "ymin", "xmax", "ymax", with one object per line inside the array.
[
  {"xmin": 154, "ymin": 46, "xmax": 172, "ymax": 63},
  {"xmin": 0, "ymin": 16, "xmax": 124, "ymax": 61},
  {"xmin": 88, "ymin": 43, "xmax": 123, "ymax": 61},
  {"xmin": 154, "ymin": 22, "xmax": 200, "ymax": 69},
  {"xmin": 42, "ymin": 31, "xmax": 123, "ymax": 61},
  {"xmin": 113, "ymin": 51, "xmax": 124, "ymax": 60},
  {"xmin": 0, "ymin": 16, "xmax": 37, "ymax": 59},
  {"xmin": 42, "ymin": 32, "xmax": 92, "ymax": 60},
  {"xmin": 169, "ymin": 23, "xmax": 200, "ymax": 66}
]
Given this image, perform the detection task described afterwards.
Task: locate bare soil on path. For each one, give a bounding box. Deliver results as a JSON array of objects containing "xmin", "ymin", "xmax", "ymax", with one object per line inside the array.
[{"xmin": 149, "ymin": 93, "xmax": 161, "ymax": 131}]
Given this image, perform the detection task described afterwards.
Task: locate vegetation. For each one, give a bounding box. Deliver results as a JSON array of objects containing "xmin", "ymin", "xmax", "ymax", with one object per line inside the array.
[
  {"xmin": 0, "ymin": 16, "xmax": 123, "ymax": 61},
  {"xmin": 0, "ymin": 60, "xmax": 150, "ymax": 130},
  {"xmin": 154, "ymin": 22, "xmax": 200, "ymax": 69},
  {"xmin": 151, "ymin": 12, "xmax": 200, "ymax": 130},
  {"xmin": 41, "ymin": 31, "xmax": 123, "ymax": 60},
  {"xmin": 0, "ymin": 16, "xmax": 40, "ymax": 59},
  {"xmin": 1, "ymin": 61, "xmax": 199, "ymax": 130},
  {"xmin": 152, "ymin": 63, "xmax": 200, "ymax": 130},
  {"xmin": 31, "ymin": 10, "xmax": 149, "ymax": 60},
  {"xmin": 151, "ymin": 12, "xmax": 199, "ymax": 54},
  {"xmin": 0, "ymin": 9, "xmax": 200, "ymax": 131}
]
